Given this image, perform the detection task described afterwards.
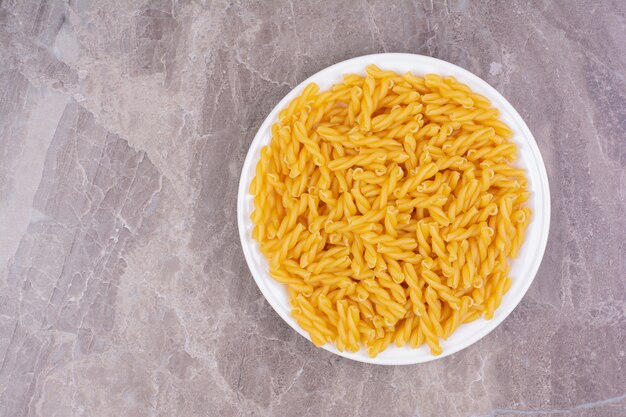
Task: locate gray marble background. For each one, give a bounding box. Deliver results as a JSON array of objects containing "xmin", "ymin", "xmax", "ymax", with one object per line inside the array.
[{"xmin": 0, "ymin": 1, "xmax": 624, "ymax": 416}]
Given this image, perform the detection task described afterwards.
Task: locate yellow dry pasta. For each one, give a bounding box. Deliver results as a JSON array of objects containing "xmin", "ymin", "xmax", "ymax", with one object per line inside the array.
[{"xmin": 250, "ymin": 65, "xmax": 532, "ymax": 357}]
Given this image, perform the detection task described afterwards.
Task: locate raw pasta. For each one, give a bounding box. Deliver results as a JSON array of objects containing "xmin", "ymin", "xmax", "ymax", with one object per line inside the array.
[{"xmin": 250, "ymin": 65, "xmax": 531, "ymax": 357}]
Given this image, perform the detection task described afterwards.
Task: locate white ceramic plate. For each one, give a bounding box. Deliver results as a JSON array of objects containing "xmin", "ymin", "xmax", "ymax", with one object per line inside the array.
[{"xmin": 237, "ymin": 53, "xmax": 550, "ymax": 365}]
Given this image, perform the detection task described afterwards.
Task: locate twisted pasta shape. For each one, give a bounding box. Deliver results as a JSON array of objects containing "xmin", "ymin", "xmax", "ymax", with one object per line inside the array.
[{"xmin": 250, "ymin": 65, "xmax": 532, "ymax": 357}]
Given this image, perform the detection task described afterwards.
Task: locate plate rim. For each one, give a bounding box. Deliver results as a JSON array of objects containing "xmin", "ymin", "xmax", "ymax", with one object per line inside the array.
[{"xmin": 237, "ymin": 52, "xmax": 551, "ymax": 365}]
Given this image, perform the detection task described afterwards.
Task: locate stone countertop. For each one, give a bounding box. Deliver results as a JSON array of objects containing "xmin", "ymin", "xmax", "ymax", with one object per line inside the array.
[{"xmin": 1, "ymin": 1, "xmax": 624, "ymax": 416}]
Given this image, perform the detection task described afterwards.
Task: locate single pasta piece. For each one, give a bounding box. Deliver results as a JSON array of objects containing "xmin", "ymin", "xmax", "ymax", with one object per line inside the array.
[{"xmin": 250, "ymin": 64, "xmax": 531, "ymax": 357}]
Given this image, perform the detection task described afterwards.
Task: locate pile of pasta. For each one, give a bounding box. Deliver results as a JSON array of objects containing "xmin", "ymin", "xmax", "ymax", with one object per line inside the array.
[{"xmin": 250, "ymin": 65, "xmax": 531, "ymax": 357}]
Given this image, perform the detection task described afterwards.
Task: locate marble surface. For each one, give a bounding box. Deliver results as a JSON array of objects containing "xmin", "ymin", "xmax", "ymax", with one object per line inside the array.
[{"xmin": 0, "ymin": 1, "xmax": 624, "ymax": 416}]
